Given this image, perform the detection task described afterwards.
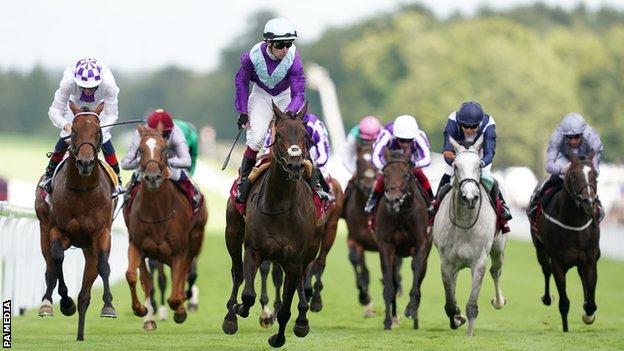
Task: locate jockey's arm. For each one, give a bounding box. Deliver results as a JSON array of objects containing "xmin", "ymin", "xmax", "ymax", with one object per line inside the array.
[
  {"xmin": 48, "ymin": 73, "xmax": 73, "ymax": 130},
  {"xmin": 99, "ymin": 84, "xmax": 120, "ymax": 136},
  {"xmin": 585, "ymin": 126, "xmax": 604, "ymax": 175},
  {"xmin": 120, "ymin": 130, "xmax": 141, "ymax": 170},
  {"xmin": 234, "ymin": 53, "xmax": 253, "ymax": 115},
  {"xmin": 167, "ymin": 127, "xmax": 191, "ymax": 169},
  {"xmin": 372, "ymin": 130, "xmax": 391, "ymax": 171},
  {"xmin": 285, "ymin": 57, "xmax": 305, "ymax": 114},
  {"xmin": 412, "ymin": 132, "xmax": 431, "ymax": 168},
  {"xmin": 442, "ymin": 117, "xmax": 458, "ymax": 165},
  {"xmin": 545, "ymin": 130, "xmax": 565, "ymax": 175},
  {"xmin": 312, "ymin": 120, "xmax": 330, "ymax": 168},
  {"xmin": 480, "ymin": 124, "xmax": 496, "ymax": 167}
]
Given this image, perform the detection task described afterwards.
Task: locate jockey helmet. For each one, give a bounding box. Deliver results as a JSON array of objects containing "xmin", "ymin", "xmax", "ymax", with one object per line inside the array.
[
  {"xmin": 392, "ymin": 115, "xmax": 419, "ymax": 139},
  {"xmin": 560, "ymin": 112, "xmax": 587, "ymax": 135},
  {"xmin": 359, "ymin": 116, "xmax": 382, "ymax": 140},
  {"xmin": 456, "ymin": 101, "xmax": 484, "ymax": 127},
  {"xmin": 263, "ymin": 18, "xmax": 297, "ymax": 41},
  {"xmin": 147, "ymin": 109, "xmax": 174, "ymax": 132},
  {"xmin": 73, "ymin": 58, "xmax": 103, "ymax": 88}
]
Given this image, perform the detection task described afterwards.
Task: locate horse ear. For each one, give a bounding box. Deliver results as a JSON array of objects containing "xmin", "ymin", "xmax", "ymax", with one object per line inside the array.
[
  {"xmin": 69, "ymin": 100, "xmax": 81, "ymax": 116},
  {"xmin": 94, "ymin": 102, "xmax": 105, "ymax": 117},
  {"xmin": 472, "ymin": 135, "xmax": 484, "ymax": 152},
  {"xmin": 138, "ymin": 125, "xmax": 146, "ymax": 136},
  {"xmin": 296, "ymin": 102, "xmax": 309, "ymax": 119},
  {"xmin": 272, "ymin": 100, "xmax": 283, "ymax": 124},
  {"xmin": 563, "ymin": 144, "xmax": 577, "ymax": 163},
  {"xmin": 448, "ymin": 136, "xmax": 463, "ymax": 152},
  {"xmin": 587, "ymin": 149, "xmax": 596, "ymax": 162}
]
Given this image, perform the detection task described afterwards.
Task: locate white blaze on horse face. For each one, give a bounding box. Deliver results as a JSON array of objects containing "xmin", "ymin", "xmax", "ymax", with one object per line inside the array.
[
  {"xmin": 363, "ymin": 153, "xmax": 372, "ymax": 162},
  {"xmin": 146, "ymin": 138, "xmax": 157, "ymax": 159},
  {"xmin": 364, "ymin": 169, "xmax": 376, "ymax": 179},
  {"xmin": 582, "ymin": 165, "xmax": 594, "ymax": 197},
  {"xmin": 456, "ymin": 151, "xmax": 481, "ymax": 199},
  {"xmin": 287, "ymin": 145, "xmax": 302, "ymax": 157}
]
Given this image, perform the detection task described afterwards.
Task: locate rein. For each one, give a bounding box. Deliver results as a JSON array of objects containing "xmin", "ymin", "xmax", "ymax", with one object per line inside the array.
[
  {"xmin": 382, "ymin": 159, "xmax": 413, "ymax": 209},
  {"xmin": 254, "ymin": 168, "xmax": 294, "ymax": 216},
  {"xmin": 449, "ymin": 177, "xmax": 483, "ymax": 230}
]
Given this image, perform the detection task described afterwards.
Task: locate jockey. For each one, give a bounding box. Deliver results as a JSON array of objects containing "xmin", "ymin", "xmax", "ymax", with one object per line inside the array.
[
  {"xmin": 527, "ymin": 112, "xmax": 604, "ymax": 221},
  {"xmin": 39, "ymin": 57, "xmax": 123, "ymax": 197},
  {"xmin": 120, "ymin": 109, "xmax": 202, "ymax": 209},
  {"xmin": 173, "ymin": 119, "xmax": 199, "ymax": 176},
  {"xmin": 340, "ymin": 116, "xmax": 382, "ymax": 174},
  {"xmin": 429, "ymin": 101, "xmax": 512, "ymax": 227},
  {"xmin": 234, "ymin": 17, "xmax": 305, "ymax": 203},
  {"xmin": 263, "ymin": 112, "xmax": 332, "ymax": 200},
  {"xmin": 364, "ymin": 114, "xmax": 434, "ymax": 213}
]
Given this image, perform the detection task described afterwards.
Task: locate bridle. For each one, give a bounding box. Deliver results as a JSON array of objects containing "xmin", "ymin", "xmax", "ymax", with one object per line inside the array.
[
  {"xmin": 382, "ymin": 159, "xmax": 413, "ymax": 208},
  {"xmin": 69, "ymin": 112, "xmax": 102, "ymax": 158},
  {"xmin": 449, "ymin": 150, "xmax": 483, "ymax": 230},
  {"xmin": 563, "ymin": 160, "xmax": 597, "ymax": 209},
  {"xmin": 269, "ymin": 116, "xmax": 308, "ymax": 181}
]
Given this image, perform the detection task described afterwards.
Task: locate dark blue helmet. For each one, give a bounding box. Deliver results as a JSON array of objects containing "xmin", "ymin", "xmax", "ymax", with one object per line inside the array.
[{"xmin": 456, "ymin": 101, "xmax": 484, "ymax": 126}]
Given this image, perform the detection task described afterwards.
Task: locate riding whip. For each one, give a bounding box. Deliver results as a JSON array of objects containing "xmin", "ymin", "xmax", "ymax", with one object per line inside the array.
[{"xmin": 221, "ymin": 128, "xmax": 243, "ymax": 171}]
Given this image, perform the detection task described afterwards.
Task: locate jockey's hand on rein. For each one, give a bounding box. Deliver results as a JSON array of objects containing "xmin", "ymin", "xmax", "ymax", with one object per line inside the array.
[
  {"xmin": 443, "ymin": 151, "xmax": 455, "ymax": 161},
  {"xmin": 285, "ymin": 110, "xmax": 295, "ymax": 118},
  {"xmin": 237, "ymin": 113, "xmax": 249, "ymax": 130}
]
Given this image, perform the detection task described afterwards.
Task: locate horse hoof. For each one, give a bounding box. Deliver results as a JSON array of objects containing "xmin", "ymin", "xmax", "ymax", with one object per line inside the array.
[
  {"xmin": 363, "ymin": 302, "xmax": 375, "ymax": 318},
  {"xmin": 173, "ymin": 310, "xmax": 187, "ymax": 324},
  {"xmin": 100, "ymin": 306, "xmax": 117, "ymax": 318},
  {"xmin": 38, "ymin": 300, "xmax": 54, "ymax": 317},
  {"xmin": 293, "ymin": 322, "xmax": 310, "ymax": 338},
  {"xmin": 358, "ymin": 292, "xmax": 371, "ymax": 306},
  {"xmin": 235, "ymin": 304, "xmax": 249, "ymax": 318},
  {"xmin": 259, "ymin": 314, "xmax": 274, "ymax": 328},
  {"xmin": 268, "ymin": 333, "xmax": 286, "ymax": 348},
  {"xmin": 133, "ymin": 305, "xmax": 148, "ymax": 317},
  {"xmin": 188, "ymin": 302, "xmax": 198, "ymax": 312},
  {"xmin": 413, "ymin": 318, "xmax": 419, "ymax": 330},
  {"xmin": 404, "ymin": 306, "xmax": 416, "ymax": 320},
  {"xmin": 491, "ymin": 298, "xmax": 507, "ymax": 310},
  {"xmin": 222, "ymin": 318, "xmax": 238, "ymax": 335},
  {"xmin": 143, "ymin": 320, "xmax": 157, "ymax": 332},
  {"xmin": 396, "ymin": 288, "xmax": 403, "ymax": 298},
  {"xmin": 452, "ymin": 315, "xmax": 466, "ymax": 329},
  {"xmin": 582, "ymin": 313, "xmax": 596, "ymax": 325},
  {"xmin": 391, "ymin": 316, "xmax": 400, "ymax": 329},
  {"xmin": 541, "ymin": 295, "xmax": 553, "ymax": 306},
  {"xmin": 60, "ymin": 297, "xmax": 76, "ymax": 316},
  {"xmin": 310, "ymin": 299, "xmax": 323, "ymax": 313}
]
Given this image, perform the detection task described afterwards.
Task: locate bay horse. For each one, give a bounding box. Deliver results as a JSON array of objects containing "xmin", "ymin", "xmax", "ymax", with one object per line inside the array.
[
  {"xmin": 432, "ymin": 136, "xmax": 507, "ymax": 336},
  {"xmin": 222, "ymin": 103, "xmax": 319, "ymax": 348},
  {"xmin": 123, "ymin": 126, "xmax": 207, "ymax": 331},
  {"xmin": 374, "ymin": 148, "xmax": 431, "ymax": 330},
  {"xmin": 530, "ymin": 150, "xmax": 600, "ymax": 331},
  {"xmin": 146, "ymin": 257, "xmax": 200, "ymax": 321},
  {"xmin": 343, "ymin": 139, "xmax": 403, "ymax": 317},
  {"xmin": 34, "ymin": 103, "xmax": 117, "ymax": 341}
]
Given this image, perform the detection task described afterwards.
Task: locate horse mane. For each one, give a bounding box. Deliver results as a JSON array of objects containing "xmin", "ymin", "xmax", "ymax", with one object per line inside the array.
[
  {"xmin": 140, "ymin": 127, "xmax": 163, "ymax": 139},
  {"xmin": 389, "ymin": 149, "xmax": 406, "ymax": 159}
]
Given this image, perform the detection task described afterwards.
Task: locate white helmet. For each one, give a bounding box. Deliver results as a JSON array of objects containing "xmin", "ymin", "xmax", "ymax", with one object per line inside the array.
[
  {"xmin": 560, "ymin": 112, "xmax": 587, "ymax": 135},
  {"xmin": 263, "ymin": 18, "xmax": 297, "ymax": 41},
  {"xmin": 392, "ymin": 115, "xmax": 419, "ymax": 139},
  {"xmin": 73, "ymin": 57, "xmax": 103, "ymax": 88}
]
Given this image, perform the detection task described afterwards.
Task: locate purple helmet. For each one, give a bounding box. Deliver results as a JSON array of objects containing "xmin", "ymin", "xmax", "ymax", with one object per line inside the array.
[{"xmin": 73, "ymin": 58, "xmax": 103, "ymax": 88}]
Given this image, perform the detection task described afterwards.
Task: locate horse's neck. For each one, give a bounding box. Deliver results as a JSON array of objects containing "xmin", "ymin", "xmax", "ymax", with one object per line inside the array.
[
  {"xmin": 450, "ymin": 184, "xmax": 480, "ymax": 220},
  {"xmin": 553, "ymin": 183, "xmax": 590, "ymax": 225},
  {"xmin": 138, "ymin": 180, "xmax": 175, "ymax": 215},
  {"xmin": 263, "ymin": 163, "xmax": 298, "ymax": 205},
  {"xmin": 65, "ymin": 156, "xmax": 101, "ymax": 187}
]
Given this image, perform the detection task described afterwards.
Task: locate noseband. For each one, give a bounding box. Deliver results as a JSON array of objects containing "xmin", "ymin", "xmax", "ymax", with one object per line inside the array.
[
  {"xmin": 270, "ymin": 117, "xmax": 308, "ymax": 181},
  {"xmin": 564, "ymin": 162, "xmax": 597, "ymax": 208}
]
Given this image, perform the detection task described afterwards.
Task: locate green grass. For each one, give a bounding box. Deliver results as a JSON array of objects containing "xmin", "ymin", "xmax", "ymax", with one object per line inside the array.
[{"xmin": 10, "ymin": 227, "xmax": 624, "ymax": 351}]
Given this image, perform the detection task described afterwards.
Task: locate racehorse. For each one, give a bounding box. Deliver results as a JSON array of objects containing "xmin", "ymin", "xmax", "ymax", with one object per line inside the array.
[
  {"xmin": 146, "ymin": 258, "xmax": 200, "ymax": 321},
  {"xmin": 432, "ymin": 136, "xmax": 507, "ymax": 336},
  {"xmin": 34, "ymin": 103, "xmax": 117, "ymax": 341},
  {"xmin": 343, "ymin": 140, "xmax": 403, "ymax": 317},
  {"xmin": 530, "ymin": 150, "xmax": 600, "ymax": 331},
  {"xmin": 374, "ymin": 148, "xmax": 431, "ymax": 330},
  {"xmin": 222, "ymin": 103, "xmax": 320, "ymax": 348},
  {"xmin": 123, "ymin": 125, "xmax": 207, "ymax": 331}
]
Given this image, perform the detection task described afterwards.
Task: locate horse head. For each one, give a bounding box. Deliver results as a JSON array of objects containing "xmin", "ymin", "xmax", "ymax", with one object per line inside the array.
[
  {"xmin": 449, "ymin": 136, "xmax": 483, "ymax": 209},
  {"xmin": 355, "ymin": 140, "xmax": 376, "ymax": 194},
  {"xmin": 137, "ymin": 125, "xmax": 170, "ymax": 191},
  {"xmin": 68, "ymin": 102, "xmax": 104, "ymax": 177},
  {"xmin": 382, "ymin": 148, "xmax": 413, "ymax": 214},
  {"xmin": 563, "ymin": 148, "xmax": 598, "ymax": 217},
  {"xmin": 270, "ymin": 101, "xmax": 309, "ymax": 181}
]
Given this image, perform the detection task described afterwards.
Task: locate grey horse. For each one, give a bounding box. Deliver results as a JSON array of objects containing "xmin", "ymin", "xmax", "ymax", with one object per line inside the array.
[{"xmin": 432, "ymin": 136, "xmax": 507, "ymax": 336}]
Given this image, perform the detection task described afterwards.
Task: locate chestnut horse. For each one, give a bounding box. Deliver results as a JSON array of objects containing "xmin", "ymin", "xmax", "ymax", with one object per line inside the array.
[
  {"xmin": 222, "ymin": 103, "xmax": 319, "ymax": 348},
  {"xmin": 375, "ymin": 149, "xmax": 431, "ymax": 330},
  {"xmin": 343, "ymin": 139, "xmax": 403, "ymax": 317},
  {"xmin": 123, "ymin": 126, "xmax": 207, "ymax": 331},
  {"xmin": 530, "ymin": 150, "xmax": 600, "ymax": 331},
  {"xmin": 35, "ymin": 104, "xmax": 117, "ymax": 341}
]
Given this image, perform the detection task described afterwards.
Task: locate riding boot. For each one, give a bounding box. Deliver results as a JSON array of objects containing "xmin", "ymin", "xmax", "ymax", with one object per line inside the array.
[
  {"xmin": 427, "ymin": 174, "xmax": 452, "ymax": 216},
  {"xmin": 189, "ymin": 177, "xmax": 203, "ymax": 210},
  {"xmin": 309, "ymin": 167, "xmax": 331, "ymax": 201},
  {"xmin": 124, "ymin": 171, "xmax": 139, "ymax": 205},
  {"xmin": 364, "ymin": 190, "xmax": 381, "ymax": 214},
  {"xmin": 491, "ymin": 179, "xmax": 512, "ymax": 221},
  {"xmin": 39, "ymin": 153, "xmax": 63, "ymax": 193},
  {"xmin": 110, "ymin": 163, "xmax": 124, "ymax": 199},
  {"xmin": 596, "ymin": 198, "xmax": 605, "ymax": 223},
  {"xmin": 235, "ymin": 156, "xmax": 256, "ymax": 203}
]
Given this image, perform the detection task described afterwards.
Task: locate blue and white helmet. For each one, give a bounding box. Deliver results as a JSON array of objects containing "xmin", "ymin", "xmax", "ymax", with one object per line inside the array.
[
  {"xmin": 560, "ymin": 112, "xmax": 586, "ymax": 136},
  {"xmin": 73, "ymin": 58, "xmax": 103, "ymax": 88}
]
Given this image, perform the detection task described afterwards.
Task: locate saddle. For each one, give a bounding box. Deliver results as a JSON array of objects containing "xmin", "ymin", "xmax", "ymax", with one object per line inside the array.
[
  {"xmin": 529, "ymin": 184, "xmax": 563, "ymax": 233},
  {"xmin": 45, "ymin": 158, "xmax": 118, "ymax": 194},
  {"xmin": 124, "ymin": 178, "xmax": 203, "ymax": 217}
]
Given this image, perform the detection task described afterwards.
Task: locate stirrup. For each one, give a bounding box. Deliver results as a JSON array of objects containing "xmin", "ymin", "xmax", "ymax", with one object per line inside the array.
[{"xmin": 112, "ymin": 185, "xmax": 125, "ymax": 199}]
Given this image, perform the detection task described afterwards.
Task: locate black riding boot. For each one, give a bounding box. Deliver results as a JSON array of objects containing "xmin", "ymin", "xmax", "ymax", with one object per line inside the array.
[
  {"xmin": 110, "ymin": 163, "xmax": 124, "ymax": 199},
  {"xmin": 491, "ymin": 179, "xmax": 512, "ymax": 221},
  {"xmin": 427, "ymin": 174, "xmax": 451, "ymax": 215},
  {"xmin": 235, "ymin": 157, "xmax": 256, "ymax": 203},
  {"xmin": 309, "ymin": 167, "xmax": 331, "ymax": 201},
  {"xmin": 39, "ymin": 157, "xmax": 61, "ymax": 193}
]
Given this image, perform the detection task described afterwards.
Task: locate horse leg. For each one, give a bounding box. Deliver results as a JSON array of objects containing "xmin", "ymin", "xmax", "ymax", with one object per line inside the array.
[
  {"xmin": 222, "ymin": 217, "xmax": 244, "ymax": 335},
  {"xmin": 579, "ymin": 262, "xmax": 598, "ymax": 324},
  {"xmin": 157, "ymin": 261, "xmax": 168, "ymax": 320},
  {"xmin": 489, "ymin": 234, "xmax": 507, "ymax": 309},
  {"xmin": 441, "ymin": 261, "xmax": 464, "ymax": 330},
  {"xmin": 95, "ymin": 230, "xmax": 116, "ymax": 318},
  {"xmin": 138, "ymin": 257, "xmax": 157, "ymax": 331},
  {"xmin": 268, "ymin": 264, "xmax": 300, "ymax": 348},
  {"xmin": 259, "ymin": 261, "xmax": 274, "ymax": 328},
  {"xmin": 236, "ymin": 247, "xmax": 261, "ymax": 318},
  {"xmin": 38, "ymin": 225, "xmax": 56, "ymax": 316},
  {"xmin": 532, "ymin": 234, "xmax": 552, "ymax": 305},
  {"xmin": 125, "ymin": 242, "xmax": 147, "ymax": 317},
  {"xmin": 186, "ymin": 259, "xmax": 199, "ymax": 312},
  {"xmin": 168, "ymin": 256, "xmax": 189, "ymax": 323},
  {"xmin": 293, "ymin": 275, "xmax": 311, "ymax": 338},
  {"xmin": 50, "ymin": 229, "xmax": 75, "ymax": 317},
  {"xmin": 379, "ymin": 244, "xmax": 397, "ymax": 330},
  {"xmin": 394, "ymin": 257, "xmax": 404, "ymax": 298},
  {"xmin": 147, "ymin": 259, "xmax": 157, "ymax": 313},
  {"xmin": 551, "ymin": 260, "xmax": 570, "ymax": 332},
  {"xmin": 466, "ymin": 256, "xmax": 488, "ymax": 336},
  {"xmin": 310, "ymin": 213, "xmax": 339, "ymax": 313},
  {"xmin": 272, "ymin": 262, "xmax": 284, "ymax": 314},
  {"xmin": 76, "ymin": 249, "xmax": 99, "ymax": 341},
  {"xmin": 405, "ymin": 241, "xmax": 430, "ymax": 329}
]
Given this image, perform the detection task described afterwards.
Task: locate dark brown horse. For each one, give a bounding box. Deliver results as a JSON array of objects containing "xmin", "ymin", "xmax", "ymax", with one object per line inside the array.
[
  {"xmin": 375, "ymin": 149, "xmax": 431, "ymax": 330},
  {"xmin": 35, "ymin": 104, "xmax": 117, "ymax": 341},
  {"xmin": 530, "ymin": 151, "xmax": 600, "ymax": 331},
  {"xmin": 123, "ymin": 126, "xmax": 207, "ymax": 331},
  {"xmin": 146, "ymin": 257, "xmax": 200, "ymax": 321},
  {"xmin": 343, "ymin": 139, "xmax": 403, "ymax": 317},
  {"xmin": 222, "ymin": 103, "xmax": 319, "ymax": 348}
]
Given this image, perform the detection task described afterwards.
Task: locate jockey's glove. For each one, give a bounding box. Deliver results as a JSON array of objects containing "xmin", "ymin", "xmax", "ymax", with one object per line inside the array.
[{"xmin": 237, "ymin": 113, "xmax": 249, "ymax": 130}]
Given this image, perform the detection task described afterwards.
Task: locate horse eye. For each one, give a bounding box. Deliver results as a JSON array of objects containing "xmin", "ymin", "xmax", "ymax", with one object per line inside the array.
[{"xmin": 275, "ymin": 133, "xmax": 281, "ymax": 139}]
